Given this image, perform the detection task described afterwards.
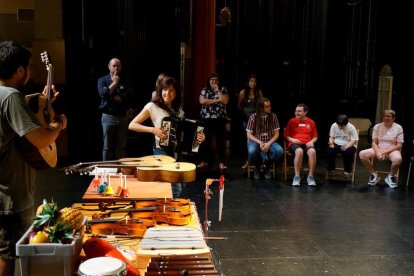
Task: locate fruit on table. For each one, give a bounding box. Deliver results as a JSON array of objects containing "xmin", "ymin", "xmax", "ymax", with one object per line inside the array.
[
  {"xmin": 29, "ymin": 231, "xmax": 50, "ymax": 244},
  {"xmin": 32, "ymin": 198, "xmax": 84, "ymax": 243}
]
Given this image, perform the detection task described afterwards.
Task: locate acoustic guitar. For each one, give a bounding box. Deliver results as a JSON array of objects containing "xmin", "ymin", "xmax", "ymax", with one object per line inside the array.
[
  {"xmin": 15, "ymin": 51, "xmax": 58, "ymax": 170},
  {"xmin": 62, "ymin": 155, "xmax": 196, "ymax": 182},
  {"xmin": 62, "ymin": 155, "xmax": 176, "ymax": 174},
  {"xmin": 135, "ymin": 162, "xmax": 196, "ymax": 183}
]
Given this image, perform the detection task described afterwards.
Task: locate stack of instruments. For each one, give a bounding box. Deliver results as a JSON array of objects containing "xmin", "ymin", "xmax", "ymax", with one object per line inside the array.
[
  {"xmin": 85, "ymin": 198, "xmax": 194, "ymax": 237},
  {"xmin": 140, "ymin": 227, "xmax": 207, "ymax": 250}
]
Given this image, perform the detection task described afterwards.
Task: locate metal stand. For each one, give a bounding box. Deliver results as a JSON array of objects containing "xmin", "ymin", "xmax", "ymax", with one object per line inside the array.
[{"xmin": 203, "ymin": 175, "xmax": 225, "ymax": 237}]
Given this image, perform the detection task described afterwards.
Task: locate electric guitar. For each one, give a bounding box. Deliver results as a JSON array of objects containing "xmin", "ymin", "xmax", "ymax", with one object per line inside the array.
[{"xmin": 15, "ymin": 51, "xmax": 58, "ymax": 170}]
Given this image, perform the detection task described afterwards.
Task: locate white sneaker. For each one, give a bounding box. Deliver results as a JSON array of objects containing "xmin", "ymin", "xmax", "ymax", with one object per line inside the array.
[
  {"xmin": 292, "ymin": 176, "xmax": 301, "ymax": 186},
  {"xmin": 385, "ymin": 176, "xmax": 397, "ymax": 188},
  {"xmin": 344, "ymin": 172, "xmax": 351, "ymax": 179},
  {"xmin": 307, "ymin": 175, "xmax": 316, "ymax": 186},
  {"xmin": 368, "ymin": 174, "xmax": 380, "ymax": 186}
]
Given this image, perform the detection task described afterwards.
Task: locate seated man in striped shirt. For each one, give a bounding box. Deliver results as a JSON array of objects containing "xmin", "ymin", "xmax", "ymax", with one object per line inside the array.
[{"xmin": 246, "ymin": 97, "xmax": 283, "ymax": 180}]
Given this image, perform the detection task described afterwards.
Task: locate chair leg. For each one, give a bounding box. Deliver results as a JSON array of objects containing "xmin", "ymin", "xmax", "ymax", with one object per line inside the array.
[
  {"xmin": 247, "ymin": 160, "xmax": 251, "ymax": 178},
  {"xmin": 406, "ymin": 162, "xmax": 412, "ymax": 187}
]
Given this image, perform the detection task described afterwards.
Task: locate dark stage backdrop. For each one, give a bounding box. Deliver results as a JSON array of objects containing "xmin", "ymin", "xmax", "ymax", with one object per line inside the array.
[{"xmin": 62, "ymin": 0, "xmax": 414, "ymax": 162}]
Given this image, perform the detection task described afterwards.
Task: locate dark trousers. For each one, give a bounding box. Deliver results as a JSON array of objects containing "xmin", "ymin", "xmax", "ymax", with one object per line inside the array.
[
  {"xmin": 326, "ymin": 145, "xmax": 356, "ymax": 173},
  {"xmin": 200, "ymin": 118, "xmax": 227, "ymax": 163}
]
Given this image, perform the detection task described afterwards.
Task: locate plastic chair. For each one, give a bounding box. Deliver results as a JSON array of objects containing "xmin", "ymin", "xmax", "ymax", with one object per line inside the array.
[{"xmin": 325, "ymin": 129, "xmax": 359, "ymax": 185}]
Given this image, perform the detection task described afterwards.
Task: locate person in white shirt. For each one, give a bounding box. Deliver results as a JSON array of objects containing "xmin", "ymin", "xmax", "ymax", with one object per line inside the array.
[
  {"xmin": 359, "ymin": 109, "xmax": 403, "ymax": 188},
  {"xmin": 326, "ymin": 114, "xmax": 359, "ymax": 178}
]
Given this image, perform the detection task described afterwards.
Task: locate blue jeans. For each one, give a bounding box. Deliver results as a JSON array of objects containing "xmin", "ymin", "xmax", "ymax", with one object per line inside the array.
[
  {"xmin": 153, "ymin": 147, "xmax": 182, "ymax": 198},
  {"xmin": 101, "ymin": 113, "xmax": 128, "ymax": 161},
  {"xmin": 247, "ymin": 140, "xmax": 283, "ymax": 168}
]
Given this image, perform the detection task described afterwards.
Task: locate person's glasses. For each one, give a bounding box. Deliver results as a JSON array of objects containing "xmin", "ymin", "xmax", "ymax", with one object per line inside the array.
[{"xmin": 384, "ymin": 115, "xmax": 393, "ymax": 118}]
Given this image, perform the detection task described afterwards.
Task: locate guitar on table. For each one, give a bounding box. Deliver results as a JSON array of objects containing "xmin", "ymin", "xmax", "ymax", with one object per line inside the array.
[
  {"xmin": 61, "ymin": 155, "xmax": 196, "ymax": 182},
  {"xmin": 15, "ymin": 51, "xmax": 58, "ymax": 170}
]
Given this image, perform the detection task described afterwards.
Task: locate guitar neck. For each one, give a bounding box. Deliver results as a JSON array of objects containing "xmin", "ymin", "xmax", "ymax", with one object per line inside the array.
[
  {"xmin": 78, "ymin": 159, "xmax": 147, "ymax": 166},
  {"xmin": 92, "ymin": 164, "xmax": 160, "ymax": 168}
]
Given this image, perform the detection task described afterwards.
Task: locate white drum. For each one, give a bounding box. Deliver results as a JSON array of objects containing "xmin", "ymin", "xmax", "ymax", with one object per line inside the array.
[{"xmin": 79, "ymin": 256, "xmax": 127, "ymax": 276}]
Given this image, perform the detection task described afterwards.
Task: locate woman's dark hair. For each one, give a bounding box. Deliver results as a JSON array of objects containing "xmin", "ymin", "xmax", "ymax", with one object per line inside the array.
[
  {"xmin": 242, "ymin": 74, "xmax": 260, "ymax": 106},
  {"xmin": 336, "ymin": 114, "xmax": 349, "ymax": 126},
  {"xmin": 155, "ymin": 73, "xmax": 166, "ymax": 91},
  {"xmin": 206, "ymin": 72, "xmax": 220, "ymax": 90},
  {"xmin": 152, "ymin": 75, "xmax": 181, "ymax": 114}
]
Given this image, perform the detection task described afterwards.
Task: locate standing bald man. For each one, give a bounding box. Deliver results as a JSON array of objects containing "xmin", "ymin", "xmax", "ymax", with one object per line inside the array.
[{"xmin": 97, "ymin": 58, "xmax": 134, "ymax": 161}]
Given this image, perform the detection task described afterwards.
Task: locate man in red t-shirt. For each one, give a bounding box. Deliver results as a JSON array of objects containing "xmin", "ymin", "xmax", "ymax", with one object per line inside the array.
[{"xmin": 284, "ymin": 103, "xmax": 318, "ymax": 186}]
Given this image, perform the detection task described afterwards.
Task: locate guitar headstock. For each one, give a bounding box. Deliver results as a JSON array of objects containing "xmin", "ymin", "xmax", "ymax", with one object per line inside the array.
[
  {"xmin": 40, "ymin": 51, "xmax": 52, "ymax": 71},
  {"xmin": 61, "ymin": 162, "xmax": 94, "ymax": 175}
]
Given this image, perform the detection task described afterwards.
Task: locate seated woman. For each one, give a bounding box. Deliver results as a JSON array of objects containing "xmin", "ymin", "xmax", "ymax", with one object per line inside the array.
[{"xmin": 359, "ymin": 109, "xmax": 403, "ymax": 188}]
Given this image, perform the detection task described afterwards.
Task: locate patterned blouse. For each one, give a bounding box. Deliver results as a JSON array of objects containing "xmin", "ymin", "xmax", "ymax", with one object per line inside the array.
[{"xmin": 200, "ymin": 86, "xmax": 228, "ymax": 119}]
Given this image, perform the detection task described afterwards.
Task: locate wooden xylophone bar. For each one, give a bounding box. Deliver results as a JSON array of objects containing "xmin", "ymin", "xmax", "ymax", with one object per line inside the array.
[{"xmin": 145, "ymin": 255, "xmax": 221, "ymax": 276}]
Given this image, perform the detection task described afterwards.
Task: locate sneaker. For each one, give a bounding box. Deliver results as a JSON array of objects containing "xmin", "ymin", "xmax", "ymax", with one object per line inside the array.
[
  {"xmin": 264, "ymin": 170, "xmax": 271, "ymax": 180},
  {"xmin": 307, "ymin": 175, "xmax": 316, "ymax": 186},
  {"xmin": 344, "ymin": 172, "xmax": 351, "ymax": 179},
  {"xmin": 254, "ymin": 170, "xmax": 260, "ymax": 180},
  {"xmin": 197, "ymin": 161, "xmax": 208, "ymax": 168},
  {"xmin": 219, "ymin": 163, "xmax": 227, "ymax": 170},
  {"xmin": 368, "ymin": 174, "xmax": 380, "ymax": 186},
  {"xmin": 385, "ymin": 176, "xmax": 397, "ymax": 188},
  {"xmin": 241, "ymin": 161, "xmax": 248, "ymax": 169},
  {"xmin": 292, "ymin": 175, "xmax": 301, "ymax": 186}
]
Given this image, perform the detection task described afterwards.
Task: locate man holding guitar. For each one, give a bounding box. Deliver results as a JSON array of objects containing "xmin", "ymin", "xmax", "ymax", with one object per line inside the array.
[{"xmin": 0, "ymin": 41, "xmax": 67, "ymax": 276}]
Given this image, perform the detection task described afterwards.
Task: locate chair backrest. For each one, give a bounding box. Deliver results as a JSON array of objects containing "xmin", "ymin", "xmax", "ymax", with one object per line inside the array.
[
  {"xmin": 354, "ymin": 129, "xmax": 359, "ymax": 149},
  {"xmin": 349, "ymin": 118, "xmax": 371, "ymax": 136}
]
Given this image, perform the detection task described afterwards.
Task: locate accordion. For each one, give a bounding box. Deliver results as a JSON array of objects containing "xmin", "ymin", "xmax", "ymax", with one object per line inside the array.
[{"xmin": 160, "ymin": 117, "xmax": 204, "ymax": 154}]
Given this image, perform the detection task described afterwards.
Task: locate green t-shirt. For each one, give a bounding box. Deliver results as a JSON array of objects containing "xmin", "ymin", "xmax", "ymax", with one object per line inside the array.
[{"xmin": 0, "ymin": 86, "xmax": 39, "ymax": 214}]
